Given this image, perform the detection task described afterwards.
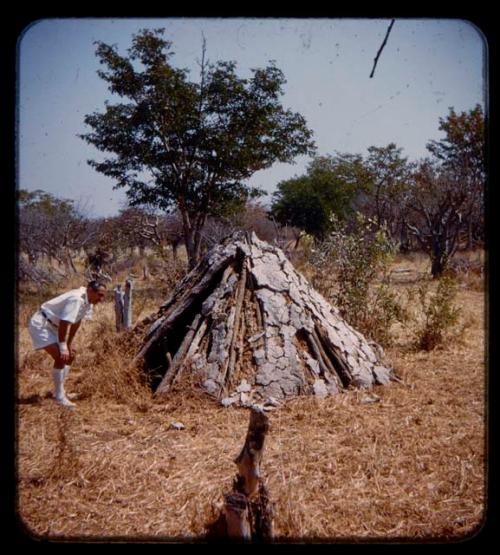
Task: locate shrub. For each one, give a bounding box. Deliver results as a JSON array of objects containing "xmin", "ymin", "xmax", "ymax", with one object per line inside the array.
[
  {"xmin": 310, "ymin": 213, "xmax": 406, "ymax": 346},
  {"xmin": 413, "ymin": 274, "xmax": 461, "ymax": 351},
  {"xmin": 447, "ymin": 254, "xmax": 485, "ymax": 292}
]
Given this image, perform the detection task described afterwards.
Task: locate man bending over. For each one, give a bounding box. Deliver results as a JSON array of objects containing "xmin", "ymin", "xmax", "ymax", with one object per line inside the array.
[{"xmin": 28, "ymin": 280, "xmax": 107, "ymax": 407}]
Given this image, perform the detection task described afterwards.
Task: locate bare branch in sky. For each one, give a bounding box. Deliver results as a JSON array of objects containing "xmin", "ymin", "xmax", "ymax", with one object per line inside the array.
[{"xmin": 370, "ymin": 19, "xmax": 395, "ymax": 78}]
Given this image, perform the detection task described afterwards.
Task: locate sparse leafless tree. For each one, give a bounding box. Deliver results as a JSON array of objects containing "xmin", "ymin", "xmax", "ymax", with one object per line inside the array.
[
  {"xmin": 19, "ymin": 190, "xmax": 97, "ymax": 281},
  {"xmin": 405, "ymin": 160, "xmax": 472, "ymax": 278}
]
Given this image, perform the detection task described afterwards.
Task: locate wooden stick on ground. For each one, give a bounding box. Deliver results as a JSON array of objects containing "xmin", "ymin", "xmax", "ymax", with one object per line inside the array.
[
  {"xmin": 234, "ymin": 408, "xmax": 269, "ymax": 498},
  {"xmin": 207, "ymin": 407, "xmax": 274, "ymax": 541}
]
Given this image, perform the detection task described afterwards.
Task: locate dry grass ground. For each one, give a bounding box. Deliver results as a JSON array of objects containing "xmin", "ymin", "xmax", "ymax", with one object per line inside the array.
[{"xmin": 15, "ymin": 254, "xmax": 486, "ymax": 543}]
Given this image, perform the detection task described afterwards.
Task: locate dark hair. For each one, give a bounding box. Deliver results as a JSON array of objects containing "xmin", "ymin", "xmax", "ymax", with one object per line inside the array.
[{"xmin": 87, "ymin": 280, "xmax": 107, "ymax": 291}]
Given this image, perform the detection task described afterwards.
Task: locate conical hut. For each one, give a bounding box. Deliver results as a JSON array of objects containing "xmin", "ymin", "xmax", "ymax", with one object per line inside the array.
[{"xmin": 135, "ymin": 231, "xmax": 393, "ymax": 406}]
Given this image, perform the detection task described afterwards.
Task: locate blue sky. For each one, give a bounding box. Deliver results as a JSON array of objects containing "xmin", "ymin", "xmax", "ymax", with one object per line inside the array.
[{"xmin": 17, "ymin": 17, "xmax": 486, "ymax": 218}]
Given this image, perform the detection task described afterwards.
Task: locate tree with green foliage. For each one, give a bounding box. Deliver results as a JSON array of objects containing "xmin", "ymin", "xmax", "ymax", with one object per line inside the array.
[
  {"xmin": 80, "ymin": 29, "xmax": 315, "ymax": 269},
  {"xmin": 404, "ymin": 105, "xmax": 485, "ymax": 277},
  {"xmin": 362, "ymin": 143, "xmax": 412, "ymax": 242},
  {"xmin": 270, "ymin": 153, "xmax": 369, "ymax": 242},
  {"xmin": 18, "ymin": 189, "xmax": 75, "ymax": 216},
  {"xmin": 426, "ymin": 104, "xmax": 485, "ymax": 249}
]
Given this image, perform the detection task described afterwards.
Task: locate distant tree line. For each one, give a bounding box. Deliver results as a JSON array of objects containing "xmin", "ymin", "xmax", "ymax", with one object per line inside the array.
[
  {"xmin": 271, "ymin": 104, "xmax": 485, "ymax": 277},
  {"xmin": 17, "ymin": 190, "xmax": 287, "ymax": 285}
]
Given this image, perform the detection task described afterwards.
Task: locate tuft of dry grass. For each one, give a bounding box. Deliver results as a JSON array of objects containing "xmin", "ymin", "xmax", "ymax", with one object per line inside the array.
[{"xmin": 16, "ymin": 257, "xmax": 486, "ymax": 542}]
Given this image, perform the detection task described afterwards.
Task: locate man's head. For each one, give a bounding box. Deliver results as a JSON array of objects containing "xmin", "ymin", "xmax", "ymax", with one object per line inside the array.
[{"xmin": 87, "ymin": 280, "xmax": 107, "ymax": 304}]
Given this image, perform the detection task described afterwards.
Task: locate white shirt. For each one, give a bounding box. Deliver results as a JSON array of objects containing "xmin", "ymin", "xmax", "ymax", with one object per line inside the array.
[{"xmin": 41, "ymin": 287, "xmax": 93, "ymax": 325}]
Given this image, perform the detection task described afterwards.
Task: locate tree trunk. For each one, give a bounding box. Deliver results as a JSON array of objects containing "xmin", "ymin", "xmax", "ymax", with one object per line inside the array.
[
  {"xmin": 171, "ymin": 240, "xmax": 180, "ymax": 261},
  {"xmin": 181, "ymin": 208, "xmax": 206, "ymax": 271},
  {"xmin": 186, "ymin": 234, "xmax": 204, "ymax": 270},
  {"xmin": 184, "ymin": 232, "xmax": 196, "ymax": 271},
  {"xmin": 430, "ymin": 232, "xmax": 457, "ymax": 278},
  {"xmin": 467, "ymin": 219, "xmax": 474, "ymax": 251},
  {"xmin": 431, "ymin": 256, "xmax": 445, "ymax": 279},
  {"xmin": 65, "ymin": 251, "xmax": 77, "ymax": 274}
]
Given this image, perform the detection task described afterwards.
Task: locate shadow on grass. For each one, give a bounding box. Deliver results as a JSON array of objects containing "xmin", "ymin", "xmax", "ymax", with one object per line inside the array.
[{"xmin": 16, "ymin": 392, "xmax": 53, "ymax": 405}]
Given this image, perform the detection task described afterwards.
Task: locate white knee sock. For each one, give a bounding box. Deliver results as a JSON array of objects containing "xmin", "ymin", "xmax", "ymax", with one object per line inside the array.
[
  {"xmin": 62, "ymin": 365, "xmax": 77, "ymax": 399},
  {"xmin": 52, "ymin": 368, "xmax": 76, "ymax": 407},
  {"xmin": 63, "ymin": 365, "xmax": 70, "ymax": 379}
]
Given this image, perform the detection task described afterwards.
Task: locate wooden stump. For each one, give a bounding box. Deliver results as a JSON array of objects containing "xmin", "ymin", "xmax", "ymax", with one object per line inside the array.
[
  {"xmin": 206, "ymin": 407, "xmax": 274, "ymax": 542},
  {"xmin": 114, "ymin": 278, "xmax": 133, "ymax": 331}
]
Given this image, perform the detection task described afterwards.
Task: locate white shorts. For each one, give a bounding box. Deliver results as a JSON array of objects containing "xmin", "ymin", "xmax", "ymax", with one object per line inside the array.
[{"xmin": 28, "ymin": 310, "xmax": 58, "ymax": 350}]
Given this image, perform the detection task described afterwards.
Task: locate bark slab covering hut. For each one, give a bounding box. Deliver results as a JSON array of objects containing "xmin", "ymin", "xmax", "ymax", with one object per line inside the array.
[{"xmin": 135, "ymin": 231, "xmax": 393, "ymax": 405}]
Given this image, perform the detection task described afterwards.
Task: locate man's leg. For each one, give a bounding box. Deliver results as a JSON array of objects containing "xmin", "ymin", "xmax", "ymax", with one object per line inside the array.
[
  {"xmin": 43, "ymin": 344, "xmax": 76, "ymax": 408},
  {"xmin": 62, "ymin": 363, "xmax": 78, "ymax": 400}
]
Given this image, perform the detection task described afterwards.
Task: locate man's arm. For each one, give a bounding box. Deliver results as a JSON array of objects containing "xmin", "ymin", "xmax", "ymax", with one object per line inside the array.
[
  {"xmin": 68, "ymin": 320, "xmax": 82, "ymax": 357},
  {"xmin": 57, "ymin": 320, "xmax": 72, "ymax": 364},
  {"xmin": 67, "ymin": 321, "xmax": 82, "ymax": 350}
]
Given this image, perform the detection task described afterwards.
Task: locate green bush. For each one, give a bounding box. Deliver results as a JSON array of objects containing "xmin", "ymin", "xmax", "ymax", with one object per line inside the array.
[
  {"xmin": 310, "ymin": 213, "xmax": 406, "ymax": 346},
  {"xmin": 413, "ymin": 274, "xmax": 461, "ymax": 351}
]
